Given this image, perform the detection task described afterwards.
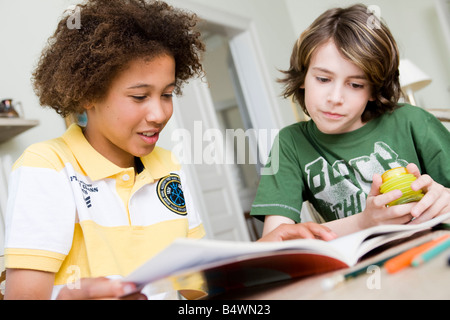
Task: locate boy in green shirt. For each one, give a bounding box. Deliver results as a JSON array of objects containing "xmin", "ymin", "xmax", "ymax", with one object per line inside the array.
[{"xmin": 251, "ymin": 4, "xmax": 450, "ymax": 237}]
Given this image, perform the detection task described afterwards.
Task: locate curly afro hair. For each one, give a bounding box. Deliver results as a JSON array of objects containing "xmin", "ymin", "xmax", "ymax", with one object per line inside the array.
[{"xmin": 32, "ymin": 0, "xmax": 205, "ymax": 117}]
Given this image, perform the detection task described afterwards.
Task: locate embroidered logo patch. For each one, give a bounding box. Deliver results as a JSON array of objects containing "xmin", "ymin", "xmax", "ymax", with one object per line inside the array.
[{"xmin": 157, "ymin": 174, "xmax": 187, "ymax": 215}]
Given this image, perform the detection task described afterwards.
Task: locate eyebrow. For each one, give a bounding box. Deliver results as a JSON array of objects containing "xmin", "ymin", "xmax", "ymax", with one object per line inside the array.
[
  {"xmin": 127, "ymin": 81, "xmax": 176, "ymax": 90},
  {"xmin": 311, "ymin": 67, "xmax": 367, "ymax": 80}
]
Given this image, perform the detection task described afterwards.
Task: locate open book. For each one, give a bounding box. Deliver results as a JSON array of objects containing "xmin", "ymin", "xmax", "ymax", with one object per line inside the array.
[{"xmin": 124, "ymin": 212, "xmax": 450, "ymax": 297}]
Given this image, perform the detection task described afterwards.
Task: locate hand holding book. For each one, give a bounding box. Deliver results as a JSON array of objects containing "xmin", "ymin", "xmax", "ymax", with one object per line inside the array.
[{"xmin": 258, "ymin": 222, "xmax": 337, "ymax": 242}]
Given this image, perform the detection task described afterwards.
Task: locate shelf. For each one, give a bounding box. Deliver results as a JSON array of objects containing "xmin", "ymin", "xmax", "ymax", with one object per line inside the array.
[{"xmin": 0, "ymin": 118, "xmax": 40, "ymax": 144}]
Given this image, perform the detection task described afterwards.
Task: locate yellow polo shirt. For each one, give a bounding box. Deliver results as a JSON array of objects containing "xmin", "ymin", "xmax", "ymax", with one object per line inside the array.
[{"xmin": 5, "ymin": 124, "xmax": 205, "ymax": 291}]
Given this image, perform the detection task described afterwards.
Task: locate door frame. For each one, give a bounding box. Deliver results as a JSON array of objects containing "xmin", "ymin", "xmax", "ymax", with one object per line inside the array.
[{"xmin": 169, "ymin": 0, "xmax": 282, "ymax": 134}]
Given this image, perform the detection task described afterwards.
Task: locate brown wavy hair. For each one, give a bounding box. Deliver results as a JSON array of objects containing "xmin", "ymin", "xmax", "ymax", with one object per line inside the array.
[
  {"xmin": 32, "ymin": 0, "xmax": 205, "ymax": 117},
  {"xmin": 279, "ymin": 4, "xmax": 402, "ymax": 122}
]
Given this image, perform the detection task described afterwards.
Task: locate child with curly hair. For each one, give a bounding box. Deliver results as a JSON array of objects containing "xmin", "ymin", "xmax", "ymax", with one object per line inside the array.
[
  {"xmin": 3, "ymin": 0, "xmax": 207, "ymax": 300},
  {"xmin": 251, "ymin": 4, "xmax": 450, "ymax": 238}
]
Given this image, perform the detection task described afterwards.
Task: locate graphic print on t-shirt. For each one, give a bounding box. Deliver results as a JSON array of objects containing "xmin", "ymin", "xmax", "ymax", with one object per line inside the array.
[{"xmin": 305, "ymin": 142, "xmax": 408, "ymax": 220}]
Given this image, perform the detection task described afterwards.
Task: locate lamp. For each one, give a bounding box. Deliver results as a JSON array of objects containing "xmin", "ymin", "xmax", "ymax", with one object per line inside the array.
[{"xmin": 399, "ymin": 59, "xmax": 432, "ymax": 106}]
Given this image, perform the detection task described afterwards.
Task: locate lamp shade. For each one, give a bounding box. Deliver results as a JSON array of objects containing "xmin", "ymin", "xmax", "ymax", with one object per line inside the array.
[{"xmin": 399, "ymin": 59, "xmax": 432, "ymax": 92}]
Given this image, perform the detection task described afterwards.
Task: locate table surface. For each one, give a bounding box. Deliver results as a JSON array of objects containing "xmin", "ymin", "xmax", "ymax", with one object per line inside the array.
[{"xmin": 213, "ymin": 229, "xmax": 450, "ymax": 300}]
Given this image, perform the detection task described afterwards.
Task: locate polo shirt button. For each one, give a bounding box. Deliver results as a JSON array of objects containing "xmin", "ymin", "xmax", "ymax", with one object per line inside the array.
[{"xmin": 122, "ymin": 174, "xmax": 130, "ymax": 181}]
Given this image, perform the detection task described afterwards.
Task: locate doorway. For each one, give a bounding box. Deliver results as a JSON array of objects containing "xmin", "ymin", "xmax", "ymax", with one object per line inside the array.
[{"xmin": 200, "ymin": 25, "xmax": 261, "ymax": 240}]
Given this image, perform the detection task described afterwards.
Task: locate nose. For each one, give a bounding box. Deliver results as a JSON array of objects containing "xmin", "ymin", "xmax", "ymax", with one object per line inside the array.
[
  {"xmin": 145, "ymin": 98, "xmax": 172, "ymax": 124},
  {"xmin": 327, "ymin": 84, "xmax": 345, "ymax": 105}
]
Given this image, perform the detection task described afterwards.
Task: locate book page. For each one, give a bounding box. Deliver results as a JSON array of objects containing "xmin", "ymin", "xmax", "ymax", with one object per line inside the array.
[
  {"xmin": 326, "ymin": 211, "xmax": 450, "ymax": 265},
  {"xmin": 125, "ymin": 237, "xmax": 343, "ymax": 287}
]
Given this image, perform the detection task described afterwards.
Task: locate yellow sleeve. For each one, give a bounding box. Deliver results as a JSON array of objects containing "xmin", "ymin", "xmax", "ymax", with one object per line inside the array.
[{"xmin": 5, "ymin": 248, "xmax": 66, "ymax": 273}]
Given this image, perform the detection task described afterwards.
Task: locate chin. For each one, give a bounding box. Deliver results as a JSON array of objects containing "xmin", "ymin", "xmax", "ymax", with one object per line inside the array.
[
  {"xmin": 316, "ymin": 125, "xmax": 339, "ymax": 134},
  {"xmin": 134, "ymin": 145, "xmax": 156, "ymax": 158}
]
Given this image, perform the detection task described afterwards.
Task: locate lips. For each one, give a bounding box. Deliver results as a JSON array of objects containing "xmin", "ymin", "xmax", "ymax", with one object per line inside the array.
[
  {"xmin": 138, "ymin": 130, "xmax": 160, "ymax": 144},
  {"xmin": 323, "ymin": 112, "xmax": 343, "ymax": 120}
]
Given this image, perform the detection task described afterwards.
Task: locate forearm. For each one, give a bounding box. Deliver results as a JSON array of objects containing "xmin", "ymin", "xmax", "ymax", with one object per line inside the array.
[
  {"xmin": 4, "ymin": 269, "xmax": 55, "ymax": 300},
  {"xmin": 323, "ymin": 213, "xmax": 364, "ymax": 237},
  {"xmin": 262, "ymin": 215, "xmax": 295, "ymax": 236},
  {"xmin": 262, "ymin": 212, "xmax": 359, "ymax": 238},
  {"xmin": 261, "ymin": 215, "xmax": 337, "ymax": 241}
]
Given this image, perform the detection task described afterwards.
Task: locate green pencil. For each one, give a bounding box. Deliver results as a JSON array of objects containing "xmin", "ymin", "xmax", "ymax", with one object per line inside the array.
[
  {"xmin": 411, "ymin": 238, "xmax": 450, "ymax": 267},
  {"xmin": 321, "ymin": 255, "xmax": 394, "ymax": 291}
]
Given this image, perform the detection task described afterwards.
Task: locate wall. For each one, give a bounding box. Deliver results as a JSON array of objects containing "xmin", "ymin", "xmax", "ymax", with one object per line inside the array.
[{"xmin": 0, "ymin": 0, "xmax": 77, "ymax": 162}]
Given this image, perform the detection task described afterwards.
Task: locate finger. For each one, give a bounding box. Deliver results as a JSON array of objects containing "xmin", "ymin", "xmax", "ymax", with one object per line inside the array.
[
  {"xmin": 305, "ymin": 222, "xmax": 337, "ymax": 241},
  {"xmin": 385, "ymin": 212, "xmax": 414, "ymax": 225},
  {"xmin": 406, "ymin": 163, "xmax": 420, "ymax": 178},
  {"xmin": 411, "ymin": 181, "xmax": 444, "ymax": 217},
  {"xmin": 410, "ymin": 174, "xmax": 433, "ymax": 192},
  {"xmin": 278, "ymin": 223, "xmax": 316, "ymax": 240},
  {"xmin": 369, "ymin": 174, "xmax": 383, "ymax": 197},
  {"xmin": 383, "ymin": 202, "xmax": 416, "ymax": 224},
  {"xmin": 410, "ymin": 194, "xmax": 448, "ymax": 223},
  {"xmin": 372, "ymin": 189, "xmax": 402, "ymax": 207},
  {"xmin": 259, "ymin": 223, "xmax": 320, "ymax": 242},
  {"xmin": 57, "ymin": 277, "xmax": 108, "ymax": 300},
  {"xmin": 57, "ymin": 278, "xmax": 140, "ymax": 300},
  {"xmin": 85, "ymin": 279, "xmax": 130, "ymax": 299},
  {"xmin": 291, "ymin": 222, "xmax": 338, "ymax": 241},
  {"xmin": 257, "ymin": 224, "xmax": 307, "ymax": 242},
  {"xmin": 120, "ymin": 290, "xmax": 148, "ymax": 300},
  {"xmin": 410, "ymin": 204, "xmax": 450, "ymax": 225}
]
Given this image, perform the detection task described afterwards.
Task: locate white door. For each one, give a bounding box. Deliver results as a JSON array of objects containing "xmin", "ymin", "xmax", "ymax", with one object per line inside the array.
[{"xmin": 159, "ymin": 78, "xmax": 250, "ymax": 241}]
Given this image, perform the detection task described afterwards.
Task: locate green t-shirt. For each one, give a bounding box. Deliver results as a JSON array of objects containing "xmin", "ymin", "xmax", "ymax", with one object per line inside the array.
[{"xmin": 251, "ymin": 104, "xmax": 450, "ymax": 223}]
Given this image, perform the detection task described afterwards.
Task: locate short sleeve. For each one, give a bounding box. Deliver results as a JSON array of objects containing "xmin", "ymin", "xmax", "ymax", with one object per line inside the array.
[
  {"xmin": 250, "ymin": 129, "xmax": 305, "ymax": 223},
  {"xmin": 4, "ymin": 148, "xmax": 76, "ymax": 272}
]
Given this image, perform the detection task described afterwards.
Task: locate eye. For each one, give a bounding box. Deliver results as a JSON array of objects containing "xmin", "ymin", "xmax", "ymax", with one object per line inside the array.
[
  {"xmin": 316, "ymin": 77, "xmax": 330, "ymax": 83},
  {"xmin": 162, "ymin": 93, "xmax": 174, "ymax": 99},
  {"xmin": 350, "ymin": 83, "xmax": 364, "ymax": 89},
  {"xmin": 131, "ymin": 95, "xmax": 147, "ymax": 101}
]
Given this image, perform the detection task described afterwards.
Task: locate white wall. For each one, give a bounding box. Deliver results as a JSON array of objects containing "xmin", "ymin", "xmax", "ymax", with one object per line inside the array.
[{"xmin": 0, "ymin": 0, "xmax": 77, "ymax": 162}]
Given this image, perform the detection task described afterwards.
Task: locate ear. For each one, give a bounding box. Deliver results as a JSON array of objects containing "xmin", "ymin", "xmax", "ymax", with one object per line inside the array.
[{"xmin": 82, "ymin": 103, "xmax": 95, "ymax": 111}]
